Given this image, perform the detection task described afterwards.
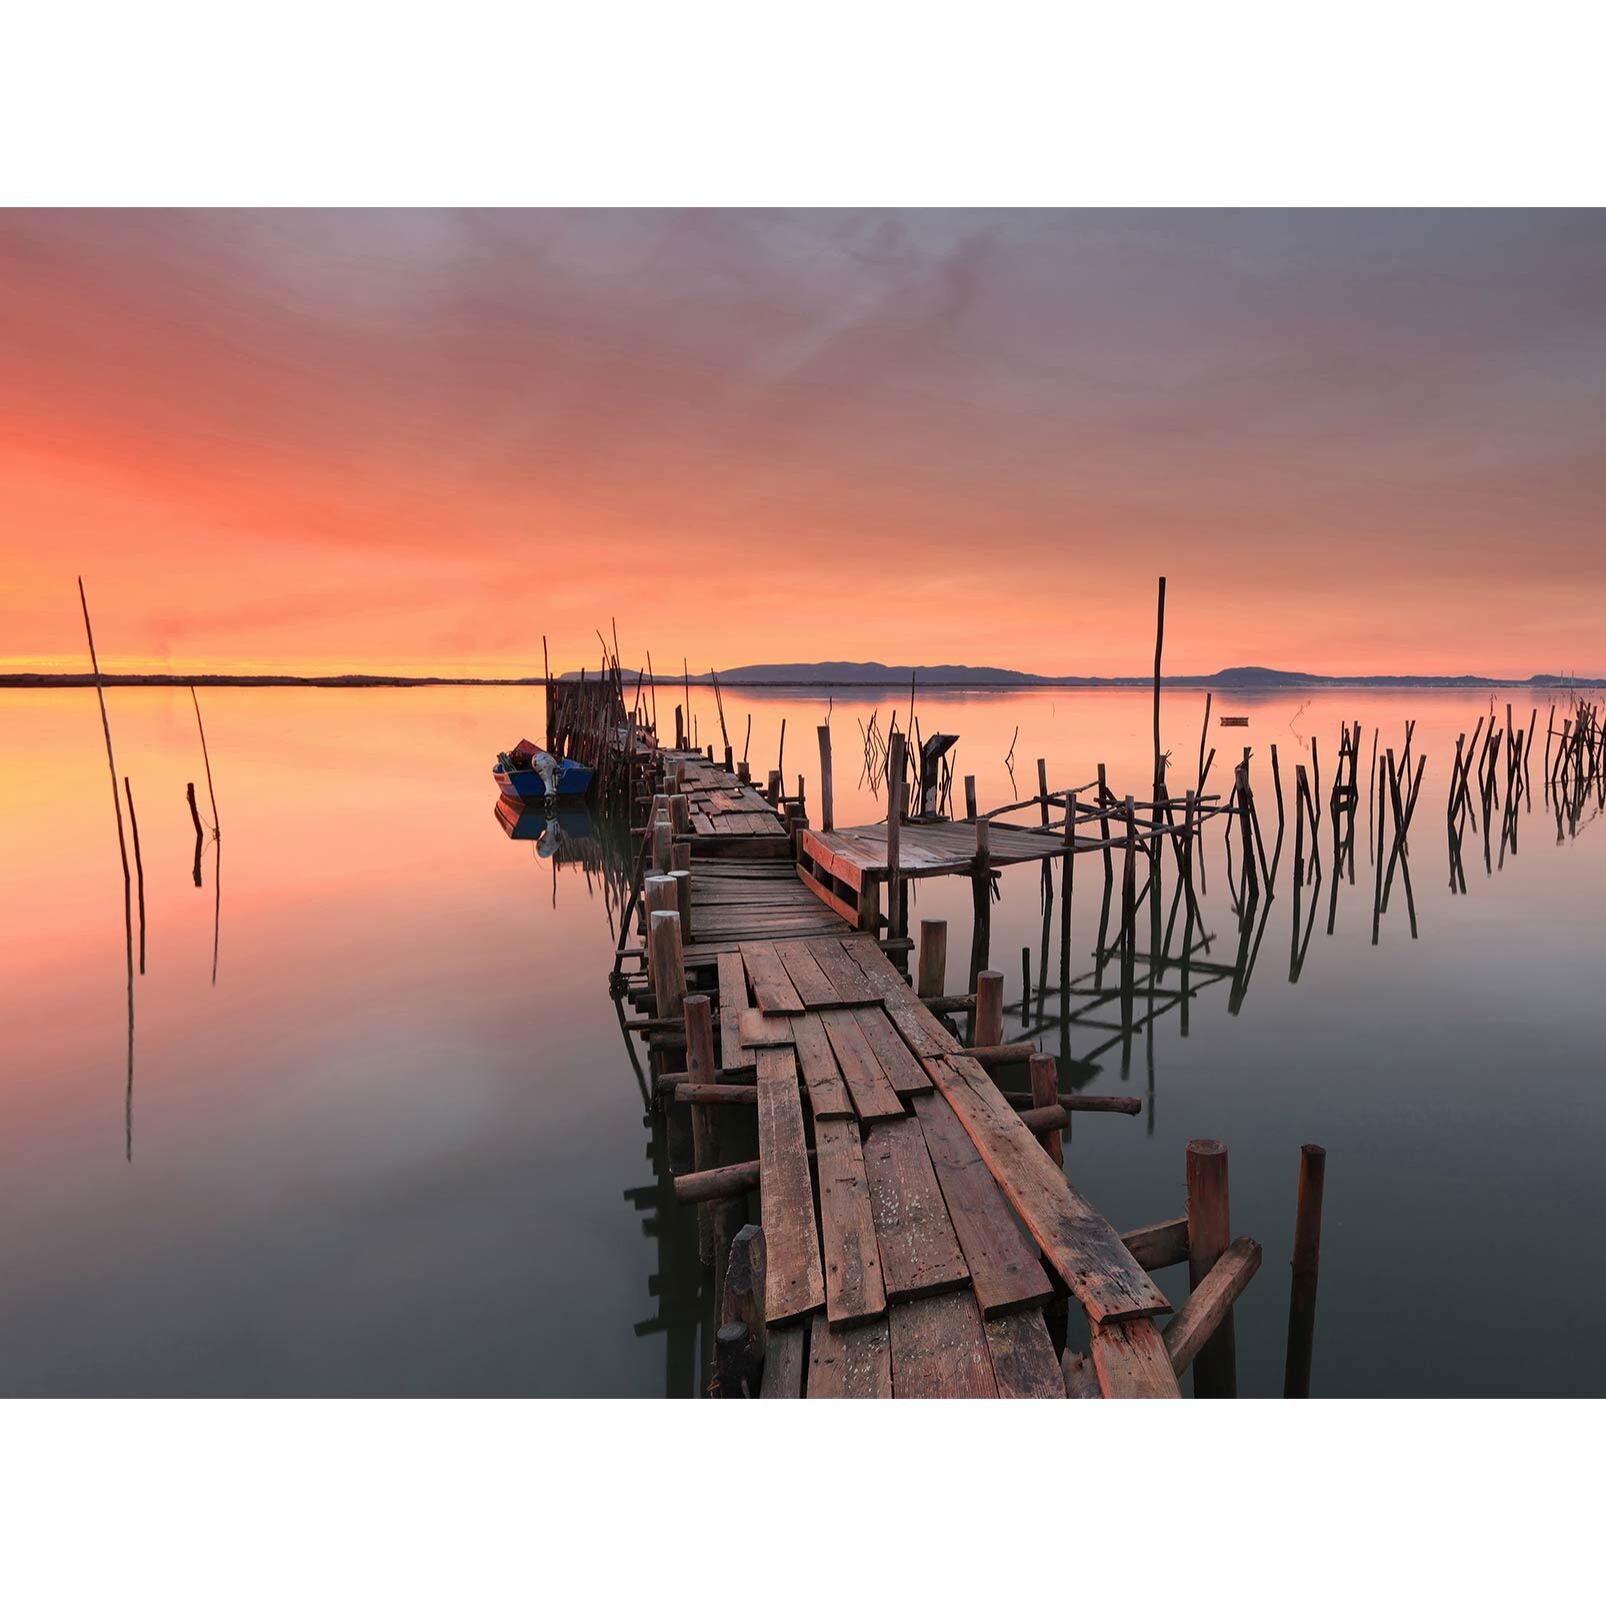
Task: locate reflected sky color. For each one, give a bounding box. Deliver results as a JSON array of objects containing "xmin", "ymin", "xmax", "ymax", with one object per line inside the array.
[
  {"xmin": 2, "ymin": 682, "xmax": 1603, "ymax": 1395},
  {"xmin": 4, "ymin": 210, "xmax": 1606, "ymax": 680}
]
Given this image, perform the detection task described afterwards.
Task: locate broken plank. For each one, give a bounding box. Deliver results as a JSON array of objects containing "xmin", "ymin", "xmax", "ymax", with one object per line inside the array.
[
  {"xmin": 806, "ymin": 1313, "xmax": 892, "ymax": 1398},
  {"xmin": 985, "ymin": 1310, "xmax": 1065, "ymax": 1399},
  {"xmin": 911, "ymin": 1094, "xmax": 1051, "ymax": 1315},
  {"xmin": 738, "ymin": 1008, "xmax": 794, "ymax": 1048},
  {"xmin": 789, "ymin": 1013, "xmax": 855, "ymax": 1121},
  {"xmin": 755, "ymin": 1047, "xmax": 825, "ymax": 1325},
  {"xmin": 887, "ymin": 1289, "xmax": 997, "ymax": 1398},
  {"xmin": 926, "ymin": 1054, "xmax": 1170, "ymax": 1325},
  {"xmin": 716, "ymin": 951, "xmax": 756, "ymax": 1074},
  {"xmin": 862, "ymin": 1117, "xmax": 970, "ymax": 1303},
  {"xmin": 852, "ymin": 1004, "xmax": 931, "ymax": 1095},
  {"xmin": 1090, "ymin": 1317, "xmax": 1180, "ymax": 1399},
  {"xmin": 741, "ymin": 943, "xmax": 806, "ymax": 1014},
  {"xmin": 819, "ymin": 1009, "xmax": 906, "ymax": 1123},
  {"xmin": 814, "ymin": 1117, "xmax": 887, "ymax": 1329}
]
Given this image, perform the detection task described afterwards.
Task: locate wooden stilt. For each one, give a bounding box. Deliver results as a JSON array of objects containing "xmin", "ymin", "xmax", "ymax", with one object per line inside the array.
[
  {"xmin": 1283, "ymin": 1143, "xmax": 1327, "ymax": 1398},
  {"xmin": 1185, "ymin": 1139, "xmax": 1236, "ymax": 1397}
]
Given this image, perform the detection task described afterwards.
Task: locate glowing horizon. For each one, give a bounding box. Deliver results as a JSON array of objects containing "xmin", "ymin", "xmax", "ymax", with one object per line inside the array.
[{"xmin": 5, "ymin": 209, "xmax": 1605, "ymax": 683}]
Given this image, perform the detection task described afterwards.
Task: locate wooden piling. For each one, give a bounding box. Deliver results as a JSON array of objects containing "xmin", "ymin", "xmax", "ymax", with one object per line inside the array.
[
  {"xmin": 684, "ymin": 993, "xmax": 720, "ymax": 1259},
  {"xmin": 1152, "ymin": 575, "xmax": 1166, "ymax": 797},
  {"xmin": 1037, "ymin": 757, "xmax": 1050, "ymax": 828},
  {"xmin": 122, "ymin": 776, "xmax": 146, "ymax": 974},
  {"xmin": 887, "ymin": 731, "xmax": 906, "ymax": 943},
  {"xmin": 652, "ymin": 818, "xmax": 674, "ymax": 873},
  {"xmin": 1029, "ymin": 1052, "xmax": 1062, "ymax": 1165},
  {"xmin": 963, "ymin": 774, "xmax": 977, "ymax": 821},
  {"xmin": 1185, "ymin": 1138, "xmax": 1237, "ymax": 1397},
  {"xmin": 817, "ymin": 724, "xmax": 834, "ymax": 832},
  {"xmin": 670, "ymin": 868, "xmax": 693, "ymax": 941},
  {"xmin": 916, "ymin": 918, "xmax": 947, "ymax": 999},
  {"xmin": 649, "ymin": 910, "xmax": 687, "ymax": 1023},
  {"xmin": 1283, "ymin": 1143, "xmax": 1327, "ymax": 1398},
  {"xmin": 974, "ymin": 970, "xmax": 1004, "ymax": 1048},
  {"xmin": 721, "ymin": 1224, "xmax": 767, "ymax": 1382},
  {"xmin": 969, "ymin": 818, "xmax": 992, "ymax": 987}
]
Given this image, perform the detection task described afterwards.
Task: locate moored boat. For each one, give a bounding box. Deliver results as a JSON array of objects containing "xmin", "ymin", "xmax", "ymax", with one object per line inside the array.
[{"xmin": 493, "ymin": 738, "xmax": 592, "ymax": 801}]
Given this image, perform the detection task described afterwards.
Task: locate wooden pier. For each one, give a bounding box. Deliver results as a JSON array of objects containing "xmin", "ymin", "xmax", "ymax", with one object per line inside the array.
[{"xmin": 619, "ymin": 743, "xmax": 1262, "ymax": 1400}]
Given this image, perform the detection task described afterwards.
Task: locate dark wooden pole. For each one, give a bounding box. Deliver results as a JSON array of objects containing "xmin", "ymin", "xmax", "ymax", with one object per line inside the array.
[
  {"xmin": 1186, "ymin": 1138, "xmax": 1237, "ymax": 1397},
  {"xmin": 917, "ymin": 918, "xmax": 947, "ymax": 998},
  {"xmin": 123, "ymin": 776, "xmax": 146, "ymax": 974},
  {"xmin": 1283, "ymin": 1142, "xmax": 1327, "ymax": 1398},
  {"xmin": 887, "ymin": 730, "xmax": 905, "ymax": 943},
  {"xmin": 818, "ymin": 723, "xmax": 834, "ymax": 832},
  {"xmin": 1152, "ymin": 575, "xmax": 1166, "ymax": 798}
]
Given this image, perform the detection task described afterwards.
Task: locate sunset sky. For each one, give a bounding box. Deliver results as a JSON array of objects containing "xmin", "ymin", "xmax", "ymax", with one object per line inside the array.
[{"xmin": 4, "ymin": 208, "xmax": 1604, "ymax": 680}]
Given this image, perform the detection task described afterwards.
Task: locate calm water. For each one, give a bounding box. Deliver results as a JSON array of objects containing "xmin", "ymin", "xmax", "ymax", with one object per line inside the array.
[{"xmin": 2, "ymin": 684, "xmax": 1601, "ymax": 1396}]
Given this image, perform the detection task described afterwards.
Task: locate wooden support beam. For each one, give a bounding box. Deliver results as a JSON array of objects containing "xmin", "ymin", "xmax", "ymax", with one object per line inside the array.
[
  {"xmin": 917, "ymin": 917, "xmax": 947, "ymax": 999},
  {"xmin": 1165, "ymin": 1237, "xmax": 1262, "ymax": 1378},
  {"xmin": 1029, "ymin": 1051, "xmax": 1062, "ymax": 1165},
  {"xmin": 973, "ymin": 969, "xmax": 1004, "ymax": 1047}
]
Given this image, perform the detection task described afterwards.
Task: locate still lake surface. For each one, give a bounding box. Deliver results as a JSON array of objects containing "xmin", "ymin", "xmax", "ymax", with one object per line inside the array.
[{"xmin": 3, "ymin": 683, "xmax": 1601, "ymax": 1397}]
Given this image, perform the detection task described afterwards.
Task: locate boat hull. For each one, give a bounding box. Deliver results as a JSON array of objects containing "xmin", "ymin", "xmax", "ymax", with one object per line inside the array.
[{"xmin": 493, "ymin": 761, "xmax": 592, "ymax": 801}]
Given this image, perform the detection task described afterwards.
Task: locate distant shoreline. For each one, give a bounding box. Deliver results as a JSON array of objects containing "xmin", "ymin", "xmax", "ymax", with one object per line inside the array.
[{"xmin": 5, "ymin": 671, "xmax": 1602, "ymax": 692}]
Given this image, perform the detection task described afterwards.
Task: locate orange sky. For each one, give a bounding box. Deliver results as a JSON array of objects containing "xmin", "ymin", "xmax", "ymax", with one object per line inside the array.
[{"xmin": 4, "ymin": 209, "xmax": 1604, "ymax": 680}]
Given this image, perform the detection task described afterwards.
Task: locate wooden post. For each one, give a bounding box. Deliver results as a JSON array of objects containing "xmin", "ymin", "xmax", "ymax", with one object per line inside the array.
[
  {"xmin": 649, "ymin": 910, "xmax": 687, "ymax": 1023},
  {"xmin": 670, "ymin": 793, "xmax": 691, "ymax": 836},
  {"xmin": 1152, "ymin": 574, "xmax": 1167, "ymax": 798},
  {"xmin": 737, "ymin": 760, "xmax": 751, "ymax": 786},
  {"xmin": 684, "ymin": 993, "xmax": 719, "ymax": 1262},
  {"xmin": 963, "ymin": 774, "xmax": 977, "ymax": 822},
  {"xmin": 974, "ymin": 970, "xmax": 1004, "ymax": 1048},
  {"xmin": 644, "ymin": 873, "xmax": 678, "ymax": 918},
  {"xmin": 767, "ymin": 769, "xmax": 781, "ymax": 805},
  {"xmin": 714, "ymin": 1322, "xmax": 755, "ymax": 1399},
  {"xmin": 1020, "ymin": 945, "xmax": 1031, "ymax": 1024},
  {"xmin": 652, "ymin": 818, "xmax": 674, "ymax": 873},
  {"xmin": 721, "ymin": 1224, "xmax": 767, "ymax": 1381},
  {"xmin": 670, "ymin": 868, "xmax": 693, "ymax": 941},
  {"xmin": 674, "ymin": 705, "xmax": 684, "ymax": 749},
  {"xmin": 917, "ymin": 918, "xmax": 947, "ymax": 999},
  {"xmin": 1036, "ymin": 757, "xmax": 1049, "ymax": 827},
  {"xmin": 818, "ymin": 724, "xmax": 834, "ymax": 832},
  {"xmin": 670, "ymin": 841, "xmax": 691, "ymax": 876},
  {"xmin": 1186, "ymin": 1139, "xmax": 1237, "ymax": 1397},
  {"xmin": 1029, "ymin": 1052, "xmax": 1062, "ymax": 1165},
  {"xmin": 1059, "ymin": 795, "xmax": 1075, "ymax": 992},
  {"xmin": 969, "ymin": 818, "xmax": 992, "ymax": 988},
  {"xmin": 887, "ymin": 731, "xmax": 905, "ymax": 943},
  {"xmin": 1283, "ymin": 1143, "xmax": 1327, "ymax": 1398}
]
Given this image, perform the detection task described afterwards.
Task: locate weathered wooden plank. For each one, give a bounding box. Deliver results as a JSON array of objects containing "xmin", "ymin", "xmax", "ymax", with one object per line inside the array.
[
  {"xmin": 819, "ymin": 1010, "xmax": 906, "ymax": 1124},
  {"xmin": 801, "ymin": 937, "xmax": 881, "ymax": 1004},
  {"xmin": 814, "ymin": 1118, "xmax": 887, "ymax": 1329},
  {"xmin": 926, "ymin": 1055, "xmax": 1170, "ymax": 1325},
  {"xmin": 755, "ymin": 1047, "xmax": 825, "ymax": 1325},
  {"xmin": 1090, "ymin": 1317, "xmax": 1180, "ymax": 1398},
  {"xmin": 862, "ymin": 1117, "xmax": 970, "ymax": 1303},
  {"xmin": 887, "ymin": 1289, "xmax": 998, "ymax": 1398},
  {"xmin": 806, "ymin": 1313, "xmax": 892, "ymax": 1398},
  {"xmin": 759, "ymin": 1322, "xmax": 807, "ymax": 1398},
  {"xmin": 1122, "ymin": 1215, "xmax": 1189, "ymax": 1271},
  {"xmin": 738, "ymin": 1008, "xmax": 795, "ymax": 1047},
  {"xmin": 741, "ymin": 943, "xmax": 806, "ymax": 1014},
  {"xmin": 911, "ymin": 1094, "xmax": 1051, "ymax": 1315},
  {"xmin": 838, "ymin": 936, "xmax": 956, "ymax": 1056},
  {"xmin": 795, "ymin": 863, "xmax": 862, "ymax": 927},
  {"xmin": 985, "ymin": 1310, "xmax": 1065, "ymax": 1399},
  {"xmin": 716, "ymin": 950, "xmax": 755, "ymax": 1074},
  {"xmin": 789, "ymin": 1012, "xmax": 855, "ymax": 1121},
  {"xmin": 852, "ymin": 1004, "xmax": 931, "ymax": 1095},
  {"xmin": 773, "ymin": 940, "xmax": 843, "ymax": 1008},
  {"xmin": 1164, "ymin": 1237, "xmax": 1262, "ymax": 1378}
]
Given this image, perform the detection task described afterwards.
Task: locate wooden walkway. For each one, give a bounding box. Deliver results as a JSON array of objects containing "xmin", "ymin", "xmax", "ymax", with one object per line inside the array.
[
  {"xmin": 633, "ymin": 750, "xmax": 1260, "ymax": 1399},
  {"xmin": 799, "ymin": 818, "xmax": 1071, "ymax": 928}
]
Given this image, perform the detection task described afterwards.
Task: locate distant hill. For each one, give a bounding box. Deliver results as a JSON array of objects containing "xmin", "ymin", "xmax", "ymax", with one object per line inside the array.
[{"xmin": 6, "ymin": 662, "xmax": 1602, "ymax": 690}]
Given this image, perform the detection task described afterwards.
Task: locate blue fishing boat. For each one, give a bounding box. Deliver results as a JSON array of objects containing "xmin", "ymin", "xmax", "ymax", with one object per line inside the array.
[{"xmin": 493, "ymin": 738, "xmax": 592, "ymax": 802}]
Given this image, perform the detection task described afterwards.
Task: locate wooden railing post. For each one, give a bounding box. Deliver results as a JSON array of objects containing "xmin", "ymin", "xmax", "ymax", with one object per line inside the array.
[{"xmin": 887, "ymin": 731, "xmax": 906, "ymax": 943}]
